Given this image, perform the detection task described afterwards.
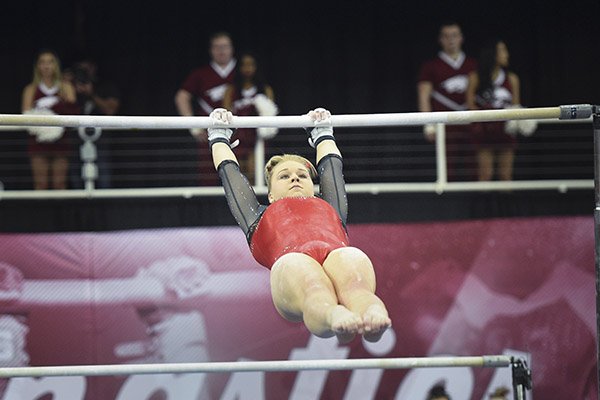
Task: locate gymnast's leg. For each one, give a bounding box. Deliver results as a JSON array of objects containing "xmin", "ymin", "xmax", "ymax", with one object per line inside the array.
[
  {"xmin": 322, "ymin": 247, "xmax": 391, "ymax": 342},
  {"xmin": 270, "ymin": 252, "xmax": 363, "ymax": 342}
]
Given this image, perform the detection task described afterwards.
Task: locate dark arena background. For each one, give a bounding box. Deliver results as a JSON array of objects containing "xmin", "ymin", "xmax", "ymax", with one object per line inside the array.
[
  {"xmin": 0, "ymin": 2, "xmax": 598, "ymax": 115},
  {"xmin": 0, "ymin": 1, "xmax": 599, "ymax": 399}
]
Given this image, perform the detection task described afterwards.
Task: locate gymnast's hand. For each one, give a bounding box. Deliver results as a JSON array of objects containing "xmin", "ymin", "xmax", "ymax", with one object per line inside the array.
[
  {"xmin": 306, "ymin": 107, "xmax": 335, "ymax": 148},
  {"xmin": 207, "ymin": 108, "xmax": 239, "ymax": 149}
]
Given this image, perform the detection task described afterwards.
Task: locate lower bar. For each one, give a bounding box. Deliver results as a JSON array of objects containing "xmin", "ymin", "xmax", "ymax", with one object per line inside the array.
[{"xmin": 0, "ymin": 355, "xmax": 511, "ymax": 378}]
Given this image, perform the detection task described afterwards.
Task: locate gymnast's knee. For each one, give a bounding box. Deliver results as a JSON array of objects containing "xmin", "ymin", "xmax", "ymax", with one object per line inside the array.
[
  {"xmin": 271, "ymin": 252, "xmax": 320, "ymax": 272},
  {"xmin": 326, "ymin": 247, "xmax": 372, "ymax": 267},
  {"xmin": 324, "ymin": 247, "xmax": 376, "ymax": 293}
]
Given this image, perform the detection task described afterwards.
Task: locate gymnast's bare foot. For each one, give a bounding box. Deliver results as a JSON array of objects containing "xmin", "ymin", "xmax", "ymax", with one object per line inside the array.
[
  {"xmin": 362, "ymin": 304, "xmax": 392, "ymax": 342},
  {"xmin": 330, "ymin": 305, "xmax": 363, "ymax": 343}
]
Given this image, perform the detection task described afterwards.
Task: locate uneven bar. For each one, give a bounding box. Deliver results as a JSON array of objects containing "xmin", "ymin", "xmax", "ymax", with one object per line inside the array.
[
  {"xmin": 0, "ymin": 105, "xmax": 590, "ymax": 130},
  {"xmin": 0, "ymin": 355, "xmax": 512, "ymax": 378}
]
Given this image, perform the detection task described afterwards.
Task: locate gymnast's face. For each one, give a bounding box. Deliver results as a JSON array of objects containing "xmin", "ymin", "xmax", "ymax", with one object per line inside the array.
[{"xmin": 268, "ymin": 160, "xmax": 315, "ymax": 203}]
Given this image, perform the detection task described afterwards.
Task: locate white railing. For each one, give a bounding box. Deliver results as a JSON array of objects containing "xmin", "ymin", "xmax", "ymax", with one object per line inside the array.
[{"xmin": 0, "ymin": 106, "xmax": 594, "ymax": 199}]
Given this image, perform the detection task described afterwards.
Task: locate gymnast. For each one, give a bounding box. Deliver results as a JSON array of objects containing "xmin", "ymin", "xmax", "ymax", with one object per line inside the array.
[{"xmin": 208, "ymin": 107, "xmax": 391, "ymax": 343}]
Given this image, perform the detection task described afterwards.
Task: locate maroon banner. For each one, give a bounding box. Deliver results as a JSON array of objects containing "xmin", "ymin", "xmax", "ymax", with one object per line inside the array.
[{"xmin": 0, "ymin": 216, "xmax": 595, "ymax": 399}]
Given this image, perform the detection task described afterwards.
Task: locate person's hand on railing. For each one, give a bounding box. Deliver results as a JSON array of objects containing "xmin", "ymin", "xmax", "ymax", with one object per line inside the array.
[
  {"xmin": 423, "ymin": 123, "xmax": 436, "ymax": 142},
  {"xmin": 189, "ymin": 128, "xmax": 207, "ymax": 142}
]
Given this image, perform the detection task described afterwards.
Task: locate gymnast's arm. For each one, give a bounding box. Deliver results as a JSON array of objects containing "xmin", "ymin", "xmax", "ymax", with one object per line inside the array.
[
  {"xmin": 315, "ymin": 137, "xmax": 348, "ymax": 226},
  {"xmin": 212, "ymin": 142, "xmax": 265, "ymax": 238}
]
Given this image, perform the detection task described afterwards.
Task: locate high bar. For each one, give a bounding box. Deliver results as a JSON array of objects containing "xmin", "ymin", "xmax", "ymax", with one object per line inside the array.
[{"xmin": 0, "ymin": 105, "xmax": 593, "ymax": 130}]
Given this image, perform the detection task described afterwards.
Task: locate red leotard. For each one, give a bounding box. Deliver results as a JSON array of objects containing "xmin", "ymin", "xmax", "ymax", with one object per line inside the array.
[{"xmin": 250, "ymin": 197, "xmax": 349, "ymax": 269}]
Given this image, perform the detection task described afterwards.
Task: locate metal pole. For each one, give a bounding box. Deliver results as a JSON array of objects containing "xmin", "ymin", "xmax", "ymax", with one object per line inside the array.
[
  {"xmin": 593, "ymin": 105, "xmax": 600, "ymax": 400},
  {"xmin": 0, "ymin": 105, "xmax": 592, "ymax": 130},
  {"xmin": 434, "ymin": 122, "xmax": 447, "ymax": 193},
  {"xmin": 511, "ymin": 358, "xmax": 532, "ymax": 400},
  {"xmin": 0, "ymin": 355, "xmax": 511, "ymax": 378},
  {"xmin": 254, "ymin": 137, "xmax": 265, "ymax": 188}
]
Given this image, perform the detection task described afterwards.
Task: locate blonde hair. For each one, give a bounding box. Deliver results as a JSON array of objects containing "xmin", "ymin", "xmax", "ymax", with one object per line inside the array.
[
  {"xmin": 32, "ymin": 50, "xmax": 62, "ymax": 87},
  {"xmin": 265, "ymin": 154, "xmax": 317, "ymax": 191}
]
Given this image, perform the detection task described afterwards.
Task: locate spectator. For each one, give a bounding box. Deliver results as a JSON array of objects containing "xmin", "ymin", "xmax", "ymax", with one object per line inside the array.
[
  {"xmin": 175, "ymin": 31, "xmax": 236, "ymax": 185},
  {"xmin": 489, "ymin": 386, "xmax": 510, "ymax": 399},
  {"xmin": 66, "ymin": 59, "xmax": 120, "ymax": 188},
  {"xmin": 21, "ymin": 49, "xmax": 79, "ymax": 190},
  {"xmin": 426, "ymin": 382, "xmax": 451, "ymax": 400},
  {"xmin": 417, "ymin": 21, "xmax": 477, "ymax": 181},
  {"xmin": 223, "ymin": 51, "xmax": 278, "ymax": 184},
  {"xmin": 466, "ymin": 39, "xmax": 527, "ymax": 181}
]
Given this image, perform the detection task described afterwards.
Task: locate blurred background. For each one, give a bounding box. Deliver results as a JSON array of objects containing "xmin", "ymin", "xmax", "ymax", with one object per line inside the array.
[
  {"xmin": 0, "ymin": 1, "xmax": 598, "ymax": 189},
  {"xmin": 0, "ymin": 3, "xmax": 597, "ymax": 399},
  {"xmin": 1, "ymin": 1, "xmax": 598, "ymax": 114}
]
